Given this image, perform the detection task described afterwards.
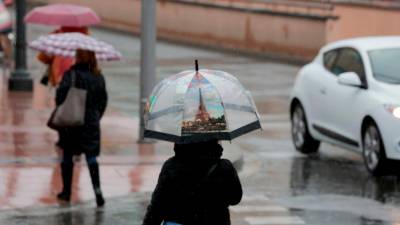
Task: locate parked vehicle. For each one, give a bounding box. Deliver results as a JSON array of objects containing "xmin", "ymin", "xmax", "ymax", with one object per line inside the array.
[{"xmin": 290, "ymin": 36, "xmax": 400, "ymax": 176}]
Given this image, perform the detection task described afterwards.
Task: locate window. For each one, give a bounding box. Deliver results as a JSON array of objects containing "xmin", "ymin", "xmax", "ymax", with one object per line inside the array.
[
  {"xmin": 331, "ymin": 48, "xmax": 365, "ymax": 79},
  {"xmin": 369, "ymin": 48, "xmax": 400, "ymax": 84},
  {"xmin": 323, "ymin": 50, "xmax": 338, "ymax": 71}
]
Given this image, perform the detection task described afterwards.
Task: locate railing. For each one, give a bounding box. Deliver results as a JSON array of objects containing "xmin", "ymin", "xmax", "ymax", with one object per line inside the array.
[
  {"xmin": 332, "ymin": 0, "xmax": 400, "ymax": 8},
  {"xmin": 185, "ymin": 0, "xmax": 400, "ymax": 10},
  {"xmin": 178, "ymin": 0, "xmax": 335, "ymax": 18},
  {"xmin": 261, "ymin": 0, "xmax": 400, "ymax": 8}
]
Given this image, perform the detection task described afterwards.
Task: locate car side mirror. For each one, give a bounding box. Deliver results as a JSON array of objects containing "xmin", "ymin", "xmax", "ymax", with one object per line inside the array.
[{"xmin": 338, "ymin": 72, "xmax": 363, "ymax": 88}]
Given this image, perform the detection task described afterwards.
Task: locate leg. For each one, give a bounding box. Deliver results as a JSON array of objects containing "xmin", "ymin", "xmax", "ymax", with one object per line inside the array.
[
  {"xmin": 86, "ymin": 155, "xmax": 105, "ymax": 207},
  {"xmin": 0, "ymin": 34, "xmax": 11, "ymax": 68},
  {"xmin": 58, "ymin": 150, "xmax": 74, "ymax": 202}
]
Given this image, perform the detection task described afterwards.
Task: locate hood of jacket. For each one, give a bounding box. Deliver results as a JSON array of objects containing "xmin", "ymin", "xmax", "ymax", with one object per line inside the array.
[{"xmin": 173, "ymin": 140, "xmax": 223, "ymax": 164}]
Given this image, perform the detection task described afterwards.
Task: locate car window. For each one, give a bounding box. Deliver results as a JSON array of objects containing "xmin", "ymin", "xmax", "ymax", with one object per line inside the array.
[
  {"xmin": 369, "ymin": 48, "xmax": 400, "ymax": 84},
  {"xmin": 323, "ymin": 50, "xmax": 338, "ymax": 70},
  {"xmin": 331, "ymin": 48, "xmax": 365, "ymax": 79}
]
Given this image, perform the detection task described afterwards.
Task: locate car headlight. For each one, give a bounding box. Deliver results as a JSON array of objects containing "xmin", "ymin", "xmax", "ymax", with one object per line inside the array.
[{"xmin": 384, "ymin": 104, "xmax": 400, "ymax": 119}]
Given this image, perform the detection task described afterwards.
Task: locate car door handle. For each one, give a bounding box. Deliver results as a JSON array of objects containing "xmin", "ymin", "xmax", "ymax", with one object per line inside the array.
[{"xmin": 320, "ymin": 88, "xmax": 327, "ymax": 95}]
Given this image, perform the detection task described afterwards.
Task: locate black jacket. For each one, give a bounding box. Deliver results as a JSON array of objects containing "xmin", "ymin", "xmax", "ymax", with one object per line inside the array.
[
  {"xmin": 142, "ymin": 141, "xmax": 242, "ymax": 225},
  {"xmin": 56, "ymin": 63, "xmax": 108, "ymax": 156}
]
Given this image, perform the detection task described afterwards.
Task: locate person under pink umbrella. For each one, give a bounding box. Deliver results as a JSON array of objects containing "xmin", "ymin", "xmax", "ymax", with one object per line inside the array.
[
  {"xmin": 25, "ymin": 3, "xmax": 101, "ymax": 87},
  {"xmin": 0, "ymin": 0, "xmax": 13, "ymax": 67},
  {"xmin": 37, "ymin": 26, "xmax": 89, "ymax": 87},
  {"xmin": 25, "ymin": 4, "xmax": 100, "ymax": 27}
]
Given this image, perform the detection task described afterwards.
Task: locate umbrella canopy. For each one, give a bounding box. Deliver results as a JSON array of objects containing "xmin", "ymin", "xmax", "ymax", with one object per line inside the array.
[
  {"xmin": 144, "ymin": 67, "xmax": 262, "ymax": 144},
  {"xmin": 29, "ymin": 32, "xmax": 122, "ymax": 61},
  {"xmin": 25, "ymin": 4, "xmax": 100, "ymax": 27}
]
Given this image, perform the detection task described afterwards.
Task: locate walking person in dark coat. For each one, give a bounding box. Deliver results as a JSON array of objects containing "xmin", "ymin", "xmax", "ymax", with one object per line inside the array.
[
  {"xmin": 55, "ymin": 49, "xmax": 108, "ymax": 207},
  {"xmin": 142, "ymin": 140, "xmax": 242, "ymax": 225}
]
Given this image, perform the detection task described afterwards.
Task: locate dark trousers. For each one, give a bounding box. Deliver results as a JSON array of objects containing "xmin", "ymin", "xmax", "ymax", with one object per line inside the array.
[{"xmin": 60, "ymin": 150, "xmax": 102, "ymax": 196}]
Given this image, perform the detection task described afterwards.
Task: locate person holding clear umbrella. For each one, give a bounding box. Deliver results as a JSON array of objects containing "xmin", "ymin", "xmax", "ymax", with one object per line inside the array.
[
  {"xmin": 143, "ymin": 140, "xmax": 243, "ymax": 225},
  {"xmin": 142, "ymin": 62, "xmax": 262, "ymax": 225}
]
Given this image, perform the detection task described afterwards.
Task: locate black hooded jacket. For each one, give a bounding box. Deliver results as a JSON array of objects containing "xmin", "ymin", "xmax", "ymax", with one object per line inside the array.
[
  {"xmin": 55, "ymin": 63, "xmax": 108, "ymax": 156},
  {"xmin": 142, "ymin": 141, "xmax": 242, "ymax": 225}
]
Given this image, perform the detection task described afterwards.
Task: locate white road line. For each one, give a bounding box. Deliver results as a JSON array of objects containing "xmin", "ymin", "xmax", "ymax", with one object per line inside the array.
[
  {"xmin": 241, "ymin": 196, "xmax": 270, "ymax": 202},
  {"xmin": 258, "ymin": 152, "xmax": 304, "ymax": 159},
  {"xmin": 231, "ymin": 205, "xmax": 288, "ymax": 213},
  {"xmin": 245, "ymin": 216, "xmax": 305, "ymax": 225}
]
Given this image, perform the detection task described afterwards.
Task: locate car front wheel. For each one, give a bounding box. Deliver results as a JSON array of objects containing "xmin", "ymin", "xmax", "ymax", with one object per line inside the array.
[
  {"xmin": 291, "ymin": 103, "xmax": 320, "ymax": 154},
  {"xmin": 362, "ymin": 122, "xmax": 387, "ymax": 176}
]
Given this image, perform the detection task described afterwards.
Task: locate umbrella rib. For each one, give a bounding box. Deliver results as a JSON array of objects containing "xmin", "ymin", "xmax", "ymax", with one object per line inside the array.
[
  {"xmin": 202, "ymin": 70, "xmax": 242, "ymax": 87},
  {"xmin": 148, "ymin": 105, "xmax": 184, "ymax": 121},
  {"xmin": 223, "ymin": 103, "xmax": 255, "ymax": 113},
  {"xmin": 229, "ymin": 120, "xmax": 262, "ymax": 140},
  {"xmin": 152, "ymin": 72, "xmax": 192, "ymax": 99},
  {"xmin": 200, "ymin": 74, "xmax": 230, "ymax": 131},
  {"xmin": 147, "ymin": 73, "xmax": 193, "ymax": 137},
  {"xmin": 203, "ymin": 71, "xmax": 255, "ymax": 111},
  {"xmin": 180, "ymin": 73, "xmax": 199, "ymax": 136}
]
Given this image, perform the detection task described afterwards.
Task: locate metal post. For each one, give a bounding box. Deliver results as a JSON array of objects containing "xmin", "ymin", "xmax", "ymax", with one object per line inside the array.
[
  {"xmin": 9, "ymin": 0, "xmax": 32, "ymax": 91},
  {"xmin": 138, "ymin": 0, "xmax": 156, "ymax": 143}
]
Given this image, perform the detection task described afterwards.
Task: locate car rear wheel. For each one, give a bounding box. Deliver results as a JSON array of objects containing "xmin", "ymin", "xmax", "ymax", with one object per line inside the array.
[
  {"xmin": 291, "ymin": 103, "xmax": 320, "ymax": 154},
  {"xmin": 362, "ymin": 122, "xmax": 387, "ymax": 176}
]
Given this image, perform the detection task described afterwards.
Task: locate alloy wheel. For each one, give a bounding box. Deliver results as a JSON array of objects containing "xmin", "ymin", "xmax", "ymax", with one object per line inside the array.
[
  {"xmin": 292, "ymin": 106, "xmax": 306, "ymax": 148},
  {"xmin": 363, "ymin": 125, "xmax": 381, "ymax": 171}
]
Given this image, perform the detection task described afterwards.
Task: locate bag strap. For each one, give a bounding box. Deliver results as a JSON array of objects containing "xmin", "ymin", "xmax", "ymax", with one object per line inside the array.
[
  {"xmin": 203, "ymin": 162, "xmax": 219, "ymax": 182},
  {"xmin": 70, "ymin": 70, "xmax": 77, "ymax": 87},
  {"xmin": 190, "ymin": 161, "xmax": 220, "ymax": 222},
  {"xmin": 196, "ymin": 160, "xmax": 220, "ymax": 190}
]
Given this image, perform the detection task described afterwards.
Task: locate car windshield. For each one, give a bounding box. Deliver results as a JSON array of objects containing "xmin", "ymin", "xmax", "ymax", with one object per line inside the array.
[{"xmin": 369, "ymin": 48, "xmax": 400, "ymax": 84}]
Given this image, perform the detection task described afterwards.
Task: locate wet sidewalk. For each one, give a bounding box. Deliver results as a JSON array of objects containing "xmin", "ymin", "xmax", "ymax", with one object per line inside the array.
[
  {"xmin": 0, "ymin": 70, "xmax": 242, "ymax": 212},
  {"xmin": 0, "ymin": 74, "xmax": 167, "ymax": 210}
]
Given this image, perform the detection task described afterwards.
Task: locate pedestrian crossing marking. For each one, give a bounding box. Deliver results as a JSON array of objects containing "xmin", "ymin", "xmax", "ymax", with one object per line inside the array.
[
  {"xmin": 245, "ymin": 216, "xmax": 305, "ymax": 225},
  {"xmin": 233, "ymin": 195, "xmax": 306, "ymax": 225},
  {"xmin": 241, "ymin": 195, "xmax": 270, "ymax": 202},
  {"xmin": 231, "ymin": 205, "xmax": 288, "ymax": 213}
]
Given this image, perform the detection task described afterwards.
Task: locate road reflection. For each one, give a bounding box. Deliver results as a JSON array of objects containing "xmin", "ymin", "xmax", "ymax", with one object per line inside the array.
[
  {"xmin": 55, "ymin": 209, "xmax": 104, "ymax": 225},
  {"xmin": 290, "ymin": 156, "xmax": 400, "ymax": 224},
  {"xmin": 290, "ymin": 156, "xmax": 400, "ymax": 204}
]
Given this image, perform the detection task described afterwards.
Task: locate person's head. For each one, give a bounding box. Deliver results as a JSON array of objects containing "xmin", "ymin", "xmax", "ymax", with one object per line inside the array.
[
  {"xmin": 173, "ymin": 140, "xmax": 222, "ymax": 160},
  {"xmin": 75, "ymin": 49, "xmax": 101, "ymax": 75}
]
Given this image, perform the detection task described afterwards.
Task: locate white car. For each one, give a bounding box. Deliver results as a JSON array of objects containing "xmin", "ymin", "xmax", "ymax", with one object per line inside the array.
[{"xmin": 290, "ymin": 36, "xmax": 400, "ymax": 176}]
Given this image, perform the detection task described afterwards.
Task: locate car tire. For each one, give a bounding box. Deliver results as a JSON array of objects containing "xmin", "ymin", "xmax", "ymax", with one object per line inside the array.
[
  {"xmin": 291, "ymin": 103, "xmax": 320, "ymax": 154},
  {"xmin": 362, "ymin": 121, "xmax": 388, "ymax": 176}
]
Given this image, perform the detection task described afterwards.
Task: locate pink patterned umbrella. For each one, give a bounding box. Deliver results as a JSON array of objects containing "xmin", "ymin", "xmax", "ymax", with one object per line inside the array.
[
  {"xmin": 25, "ymin": 4, "xmax": 100, "ymax": 27},
  {"xmin": 29, "ymin": 32, "xmax": 122, "ymax": 61}
]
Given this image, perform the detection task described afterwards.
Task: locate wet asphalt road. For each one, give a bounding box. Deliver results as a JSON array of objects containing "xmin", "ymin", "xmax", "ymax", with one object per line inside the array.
[{"xmin": 1, "ymin": 25, "xmax": 400, "ymax": 225}]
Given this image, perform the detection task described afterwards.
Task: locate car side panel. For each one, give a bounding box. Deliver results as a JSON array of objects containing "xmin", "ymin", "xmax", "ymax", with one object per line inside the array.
[{"xmin": 290, "ymin": 62, "xmax": 326, "ymax": 141}]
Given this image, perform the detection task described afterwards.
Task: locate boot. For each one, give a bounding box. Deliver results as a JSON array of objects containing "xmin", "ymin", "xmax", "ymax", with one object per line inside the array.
[
  {"xmin": 58, "ymin": 162, "xmax": 73, "ymax": 202},
  {"xmin": 88, "ymin": 161, "xmax": 105, "ymax": 207},
  {"xmin": 57, "ymin": 192, "xmax": 71, "ymax": 202},
  {"xmin": 96, "ymin": 192, "xmax": 105, "ymax": 207}
]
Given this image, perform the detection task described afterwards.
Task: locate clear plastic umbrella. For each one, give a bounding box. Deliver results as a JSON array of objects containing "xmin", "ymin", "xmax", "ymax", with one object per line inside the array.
[{"xmin": 144, "ymin": 61, "xmax": 261, "ymax": 144}]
